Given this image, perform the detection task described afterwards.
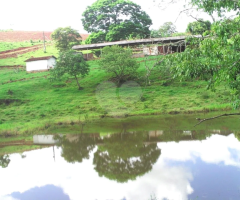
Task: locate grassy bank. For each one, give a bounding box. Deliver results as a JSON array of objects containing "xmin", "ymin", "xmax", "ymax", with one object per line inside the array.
[
  {"xmin": 0, "ymin": 56, "xmax": 234, "ymax": 134},
  {"xmin": 1, "ymin": 112, "xmax": 240, "ymax": 155}
]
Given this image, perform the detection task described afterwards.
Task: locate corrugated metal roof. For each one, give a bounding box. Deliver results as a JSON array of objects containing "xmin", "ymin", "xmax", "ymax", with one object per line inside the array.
[
  {"xmin": 25, "ymin": 55, "xmax": 57, "ymax": 62},
  {"xmin": 72, "ymin": 35, "xmax": 201, "ymax": 51}
]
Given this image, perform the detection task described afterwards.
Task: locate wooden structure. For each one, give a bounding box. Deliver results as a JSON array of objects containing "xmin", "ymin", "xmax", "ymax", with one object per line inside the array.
[{"xmin": 72, "ymin": 35, "xmax": 201, "ymax": 51}]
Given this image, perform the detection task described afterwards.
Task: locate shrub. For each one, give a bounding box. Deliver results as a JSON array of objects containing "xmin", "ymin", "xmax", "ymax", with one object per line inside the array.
[{"xmin": 98, "ymin": 45, "xmax": 139, "ymax": 85}]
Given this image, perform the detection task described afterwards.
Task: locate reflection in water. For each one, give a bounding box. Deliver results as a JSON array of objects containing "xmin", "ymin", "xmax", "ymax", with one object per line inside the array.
[
  {"xmin": 0, "ymin": 133, "xmax": 240, "ymax": 200},
  {"xmin": 1, "ymin": 114, "xmax": 240, "ymax": 200},
  {"xmin": 55, "ymin": 134, "xmax": 98, "ymax": 163},
  {"xmin": 55, "ymin": 132, "xmax": 161, "ymax": 183},
  {"xmin": 0, "ymin": 155, "xmax": 10, "ymax": 168},
  {"xmin": 9, "ymin": 185, "xmax": 70, "ymax": 200},
  {"xmin": 93, "ymin": 133, "xmax": 161, "ymax": 183}
]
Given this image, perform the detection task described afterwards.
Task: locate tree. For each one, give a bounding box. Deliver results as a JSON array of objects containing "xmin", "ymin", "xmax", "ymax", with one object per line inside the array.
[
  {"xmin": 150, "ymin": 22, "xmax": 176, "ymax": 38},
  {"xmin": 158, "ymin": 22, "xmax": 177, "ymax": 37},
  {"xmin": 190, "ymin": 0, "xmax": 240, "ymax": 15},
  {"xmin": 82, "ymin": 0, "xmax": 152, "ymax": 42},
  {"xmin": 186, "ymin": 20, "xmax": 211, "ymax": 35},
  {"xmin": 106, "ymin": 22, "xmax": 147, "ymax": 41},
  {"xmin": 98, "ymin": 45, "xmax": 139, "ymax": 85},
  {"xmin": 51, "ymin": 50, "xmax": 90, "ymax": 90},
  {"xmin": 85, "ymin": 31, "xmax": 106, "ymax": 44},
  {"xmin": 51, "ymin": 27, "xmax": 82, "ymax": 51},
  {"xmin": 0, "ymin": 155, "xmax": 10, "ymax": 168},
  {"xmin": 166, "ymin": 15, "xmax": 240, "ymax": 108},
  {"xmin": 152, "ymin": 0, "xmax": 240, "ymax": 122},
  {"xmin": 150, "ymin": 29, "xmax": 161, "ymax": 38}
]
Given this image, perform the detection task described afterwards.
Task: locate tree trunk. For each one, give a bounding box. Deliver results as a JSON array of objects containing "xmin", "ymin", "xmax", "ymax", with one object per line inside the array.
[{"xmin": 75, "ymin": 76, "xmax": 81, "ymax": 90}]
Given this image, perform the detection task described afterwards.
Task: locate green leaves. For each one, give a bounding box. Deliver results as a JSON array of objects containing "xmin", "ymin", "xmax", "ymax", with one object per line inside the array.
[
  {"xmin": 85, "ymin": 31, "xmax": 106, "ymax": 44},
  {"xmin": 186, "ymin": 20, "xmax": 211, "ymax": 35},
  {"xmin": 98, "ymin": 45, "xmax": 139, "ymax": 85},
  {"xmin": 151, "ymin": 22, "xmax": 177, "ymax": 38},
  {"xmin": 51, "ymin": 27, "xmax": 81, "ymax": 51},
  {"xmin": 166, "ymin": 16, "xmax": 240, "ymax": 108},
  {"xmin": 82, "ymin": 0, "xmax": 152, "ymax": 42},
  {"xmin": 191, "ymin": 0, "xmax": 240, "ymax": 15},
  {"xmin": 159, "ymin": 22, "xmax": 177, "ymax": 37},
  {"xmin": 51, "ymin": 50, "xmax": 90, "ymax": 90}
]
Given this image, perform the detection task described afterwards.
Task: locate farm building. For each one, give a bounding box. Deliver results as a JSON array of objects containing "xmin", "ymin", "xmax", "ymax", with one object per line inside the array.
[
  {"xmin": 143, "ymin": 45, "xmax": 186, "ymax": 55},
  {"xmin": 25, "ymin": 55, "xmax": 56, "ymax": 72}
]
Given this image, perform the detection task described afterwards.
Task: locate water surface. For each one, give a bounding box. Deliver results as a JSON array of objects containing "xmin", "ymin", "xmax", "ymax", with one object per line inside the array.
[{"xmin": 1, "ymin": 113, "xmax": 240, "ymax": 200}]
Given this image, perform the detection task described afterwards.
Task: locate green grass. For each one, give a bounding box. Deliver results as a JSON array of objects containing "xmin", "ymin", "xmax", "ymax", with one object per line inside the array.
[
  {"xmin": 0, "ymin": 44, "xmax": 59, "ymax": 66},
  {"xmin": 0, "ymin": 43, "xmax": 92, "ymax": 66},
  {"xmin": 0, "ymin": 56, "xmax": 234, "ymax": 134},
  {"xmin": 0, "ymin": 41, "xmax": 43, "ymax": 52}
]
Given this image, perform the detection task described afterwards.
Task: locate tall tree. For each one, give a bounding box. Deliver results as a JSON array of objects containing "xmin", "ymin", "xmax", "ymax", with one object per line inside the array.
[
  {"xmin": 166, "ymin": 16, "xmax": 240, "ymax": 108},
  {"xmin": 158, "ymin": 22, "xmax": 177, "ymax": 37},
  {"xmin": 150, "ymin": 22, "xmax": 176, "ymax": 38},
  {"xmin": 186, "ymin": 20, "xmax": 211, "ymax": 35},
  {"xmin": 82, "ymin": 0, "xmax": 152, "ymax": 42},
  {"xmin": 191, "ymin": 0, "xmax": 240, "ymax": 15},
  {"xmin": 85, "ymin": 31, "xmax": 106, "ymax": 44},
  {"xmin": 50, "ymin": 50, "xmax": 90, "ymax": 90},
  {"xmin": 51, "ymin": 27, "xmax": 82, "ymax": 51}
]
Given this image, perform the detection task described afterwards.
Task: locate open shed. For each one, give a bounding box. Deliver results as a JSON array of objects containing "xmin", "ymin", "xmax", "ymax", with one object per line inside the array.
[{"xmin": 25, "ymin": 55, "xmax": 56, "ymax": 72}]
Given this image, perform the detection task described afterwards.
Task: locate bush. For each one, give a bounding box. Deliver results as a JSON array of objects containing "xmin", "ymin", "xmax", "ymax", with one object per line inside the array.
[{"xmin": 98, "ymin": 45, "xmax": 139, "ymax": 85}]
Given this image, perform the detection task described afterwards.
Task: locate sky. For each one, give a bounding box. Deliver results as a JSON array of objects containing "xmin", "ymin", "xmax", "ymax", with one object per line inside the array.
[{"xmin": 0, "ymin": 0, "xmax": 215, "ymax": 33}]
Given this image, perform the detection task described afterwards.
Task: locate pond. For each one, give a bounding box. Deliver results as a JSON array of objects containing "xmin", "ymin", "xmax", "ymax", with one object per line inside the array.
[{"xmin": 0, "ymin": 113, "xmax": 240, "ymax": 200}]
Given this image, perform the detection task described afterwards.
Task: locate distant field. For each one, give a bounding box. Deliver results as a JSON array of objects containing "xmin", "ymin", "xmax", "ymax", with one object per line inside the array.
[
  {"xmin": 0, "ymin": 31, "xmax": 89, "ymax": 66},
  {"xmin": 0, "ymin": 44, "xmax": 59, "ymax": 66},
  {"xmin": 0, "ymin": 41, "xmax": 42, "ymax": 52},
  {"xmin": 0, "ymin": 31, "xmax": 89, "ymax": 42}
]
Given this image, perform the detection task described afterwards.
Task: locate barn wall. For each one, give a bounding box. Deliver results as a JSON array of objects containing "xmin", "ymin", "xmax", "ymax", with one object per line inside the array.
[
  {"xmin": 143, "ymin": 46, "xmax": 159, "ymax": 55},
  {"xmin": 47, "ymin": 58, "xmax": 56, "ymax": 69},
  {"xmin": 26, "ymin": 60, "xmax": 48, "ymax": 72}
]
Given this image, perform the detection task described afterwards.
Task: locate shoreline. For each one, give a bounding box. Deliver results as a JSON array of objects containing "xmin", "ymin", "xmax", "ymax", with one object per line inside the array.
[{"xmin": 0, "ymin": 105, "xmax": 237, "ymax": 135}]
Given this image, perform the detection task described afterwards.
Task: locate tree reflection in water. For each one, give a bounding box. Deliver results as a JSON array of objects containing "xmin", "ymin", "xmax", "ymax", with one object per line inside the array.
[
  {"xmin": 55, "ymin": 130, "xmax": 161, "ymax": 183},
  {"xmin": 55, "ymin": 134, "xmax": 96, "ymax": 163},
  {"xmin": 93, "ymin": 132, "xmax": 161, "ymax": 183},
  {"xmin": 0, "ymin": 154, "xmax": 10, "ymax": 168}
]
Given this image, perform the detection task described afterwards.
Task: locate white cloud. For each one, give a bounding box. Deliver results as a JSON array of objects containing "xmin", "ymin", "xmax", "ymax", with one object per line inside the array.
[
  {"xmin": 0, "ymin": 196, "xmax": 19, "ymax": 200},
  {"xmin": 159, "ymin": 134, "xmax": 240, "ymax": 167}
]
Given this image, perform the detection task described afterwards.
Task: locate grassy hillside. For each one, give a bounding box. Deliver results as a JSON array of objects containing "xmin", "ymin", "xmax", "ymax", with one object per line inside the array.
[
  {"xmin": 0, "ymin": 44, "xmax": 58, "ymax": 66},
  {"xmin": 0, "ymin": 57, "xmax": 233, "ymax": 134},
  {"xmin": 0, "ymin": 41, "xmax": 43, "ymax": 52}
]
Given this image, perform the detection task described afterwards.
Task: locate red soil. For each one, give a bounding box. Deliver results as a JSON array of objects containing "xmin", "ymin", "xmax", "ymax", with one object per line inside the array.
[
  {"xmin": 0, "ymin": 31, "xmax": 89, "ymax": 42},
  {"xmin": 0, "ymin": 31, "xmax": 89, "ymax": 60},
  {"xmin": 0, "ymin": 44, "xmax": 42, "ymax": 55},
  {"xmin": 0, "ymin": 45, "xmax": 49, "ymax": 59}
]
